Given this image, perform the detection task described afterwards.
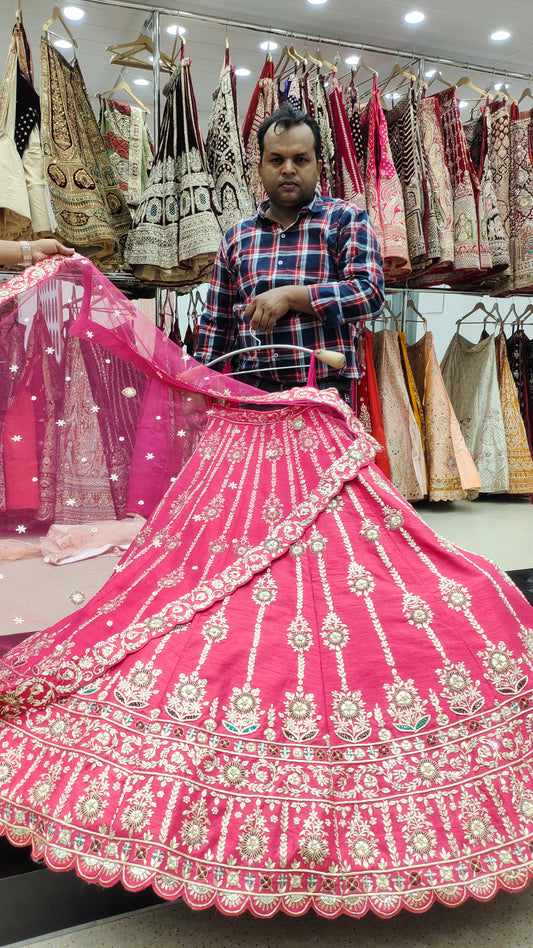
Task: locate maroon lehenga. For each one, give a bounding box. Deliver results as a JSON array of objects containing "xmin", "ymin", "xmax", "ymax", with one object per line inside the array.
[{"xmin": 1, "ymin": 257, "xmax": 533, "ymax": 919}]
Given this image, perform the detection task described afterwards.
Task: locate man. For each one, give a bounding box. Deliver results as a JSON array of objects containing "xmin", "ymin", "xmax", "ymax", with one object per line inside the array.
[{"xmin": 194, "ymin": 103, "xmax": 384, "ymax": 402}]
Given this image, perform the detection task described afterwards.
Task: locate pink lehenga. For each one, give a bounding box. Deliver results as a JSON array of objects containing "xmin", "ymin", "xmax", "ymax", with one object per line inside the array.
[{"xmin": 1, "ymin": 256, "xmax": 533, "ymax": 919}]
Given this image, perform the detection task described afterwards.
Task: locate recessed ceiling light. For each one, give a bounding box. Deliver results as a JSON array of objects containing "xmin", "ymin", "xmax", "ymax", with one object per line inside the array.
[
  {"xmin": 494, "ymin": 81, "xmax": 503, "ymax": 90},
  {"xmin": 235, "ymin": 67, "xmax": 251, "ymax": 77},
  {"xmin": 63, "ymin": 6, "xmax": 85, "ymax": 20},
  {"xmin": 259, "ymin": 40, "xmax": 279, "ymax": 52},
  {"xmin": 458, "ymin": 100, "xmax": 468, "ymax": 108},
  {"xmin": 133, "ymin": 78, "xmax": 150, "ymax": 86},
  {"xmin": 307, "ymin": 0, "xmax": 328, "ymax": 5},
  {"xmin": 54, "ymin": 39, "xmax": 73, "ymax": 49},
  {"xmin": 490, "ymin": 29, "xmax": 511, "ymax": 41},
  {"xmin": 345, "ymin": 55, "xmax": 360, "ymax": 66},
  {"xmin": 425, "ymin": 68, "xmax": 436, "ymax": 77},
  {"xmin": 404, "ymin": 10, "xmax": 425, "ymax": 24},
  {"xmin": 166, "ymin": 23, "xmax": 187, "ymax": 36}
]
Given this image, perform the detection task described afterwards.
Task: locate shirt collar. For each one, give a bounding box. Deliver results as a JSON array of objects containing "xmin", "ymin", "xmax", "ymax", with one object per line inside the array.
[{"xmin": 257, "ymin": 192, "xmax": 325, "ymax": 223}]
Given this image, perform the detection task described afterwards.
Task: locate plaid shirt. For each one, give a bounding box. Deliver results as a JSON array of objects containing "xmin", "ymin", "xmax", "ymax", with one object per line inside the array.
[{"xmin": 194, "ymin": 194, "xmax": 384, "ymax": 384}]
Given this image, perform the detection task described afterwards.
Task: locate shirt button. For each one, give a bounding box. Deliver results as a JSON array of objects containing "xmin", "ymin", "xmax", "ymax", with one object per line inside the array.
[
  {"xmin": 280, "ymin": 233, "xmax": 286, "ymax": 238},
  {"xmin": 278, "ymin": 259, "xmax": 283, "ymax": 265}
]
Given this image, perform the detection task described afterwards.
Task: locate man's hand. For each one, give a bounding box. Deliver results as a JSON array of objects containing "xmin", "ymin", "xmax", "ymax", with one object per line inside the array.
[
  {"xmin": 244, "ymin": 287, "xmax": 292, "ymax": 333},
  {"xmin": 244, "ymin": 285, "xmax": 315, "ymax": 333}
]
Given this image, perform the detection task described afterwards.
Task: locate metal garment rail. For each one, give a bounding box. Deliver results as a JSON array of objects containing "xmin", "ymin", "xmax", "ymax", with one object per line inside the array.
[{"xmin": 84, "ymin": 0, "xmax": 533, "ymax": 84}]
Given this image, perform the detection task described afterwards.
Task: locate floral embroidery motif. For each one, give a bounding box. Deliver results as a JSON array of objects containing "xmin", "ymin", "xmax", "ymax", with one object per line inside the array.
[
  {"xmin": 437, "ymin": 661, "xmax": 484, "ymax": 714},
  {"xmin": 165, "ymin": 672, "xmax": 207, "ymax": 721}
]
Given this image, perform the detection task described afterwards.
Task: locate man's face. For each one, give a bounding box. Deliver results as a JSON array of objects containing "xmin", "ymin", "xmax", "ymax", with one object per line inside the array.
[{"xmin": 260, "ymin": 123, "xmax": 321, "ymax": 215}]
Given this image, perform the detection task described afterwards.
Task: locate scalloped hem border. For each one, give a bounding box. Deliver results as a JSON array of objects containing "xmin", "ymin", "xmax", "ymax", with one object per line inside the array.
[{"xmin": 2, "ymin": 823, "xmax": 532, "ymax": 920}]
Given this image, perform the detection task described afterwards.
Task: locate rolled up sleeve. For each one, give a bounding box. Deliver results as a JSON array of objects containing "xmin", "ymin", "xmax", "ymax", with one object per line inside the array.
[{"xmin": 308, "ymin": 209, "xmax": 384, "ymax": 328}]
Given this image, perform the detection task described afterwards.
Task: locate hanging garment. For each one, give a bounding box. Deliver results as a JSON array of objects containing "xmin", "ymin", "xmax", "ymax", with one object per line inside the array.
[
  {"xmin": 0, "ymin": 21, "xmax": 52, "ymax": 240},
  {"xmin": 40, "ymin": 39, "xmax": 131, "ymax": 271},
  {"xmin": 464, "ymin": 108, "xmax": 509, "ymax": 281},
  {"xmin": 242, "ymin": 56, "xmax": 278, "ymax": 206},
  {"xmin": 441, "ymin": 332, "xmax": 509, "ymax": 493},
  {"xmin": 495, "ymin": 331, "xmax": 533, "ymax": 494},
  {"xmin": 353, "ymin": 327, "xmax": 391, "ymax": 479},
  {"xmin": 309, "ymin": 72, "xmax": 335, "ymax": 196},
  {"xmin": 484, "ymin": 101, "xmax": 516, "ymax": 293},
  {"xmin": 360, "ymin": 79, "xmax": 411, "ymax": 280},
  {"xmin": 205, "ymin": 50, "xmax": 255, "ymax": 234},
  {"xmin": 283, "ymin": 68, "xmax": 301, "ymax": 109},
  {"xmin": 436, "ymin": 88, "xmax": 491, "ymax": 279},
  {"xmin": 2, "ymin": 255, "xmax": 533, "ymax": 919},
  {"xmin": 406, "ymin": 330, "xmax": 482, "ymax": 501},
  {"xmin": 0, "ymin": 316, "xmax": 25, "ymax": 513},
  {"xmin": 125, "ymin": 54, "xmax": 223, "ymax": 287},
  {"xmin": 99, "ymin": 97, "xmax": 154, "ymax": 210},
  {"xmin": 343, "ymin": 78, "xmax": 366, "ymax": 186},
  {"xmin": 506, "ymin": 328, "xmax": 533, "ymax": 454},
  {"xmin": 510, "ymin": 110, "xmax": 533, "ymax": 293},
  {"xmin": 327, "ymin": 76, "xmax": 365, "ymax": 209},
  {"xmin": 398, "ymin": 331, "xmax": 426, "ymax": 460},
  {"xmin": 415, "ymin": 94, "xmax": 455, "ymax": 284},
  {"xmin": 385, "ymin": 88, "xmax": 438, "ymax": 270},
  {"xmin": 372, "ymin": 328, "xmax": 426, "ymax": 500}
]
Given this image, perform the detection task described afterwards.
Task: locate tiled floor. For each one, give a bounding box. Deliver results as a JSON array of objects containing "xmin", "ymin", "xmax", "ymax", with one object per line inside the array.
[{"xmin": 5, "ymin": 495, "xmax": 533, "ymax": 948}]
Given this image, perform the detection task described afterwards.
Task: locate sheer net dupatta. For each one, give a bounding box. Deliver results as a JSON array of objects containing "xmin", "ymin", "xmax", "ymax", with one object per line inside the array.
[{"xmin": 0, "ymin": 254, "xmax": 362, "ymax": 531}]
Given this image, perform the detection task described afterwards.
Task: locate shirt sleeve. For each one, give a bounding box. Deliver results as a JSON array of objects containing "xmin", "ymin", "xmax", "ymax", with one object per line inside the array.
[
  {"xmin": 193, "ymin": 239, "xmax": 236, "ymax": 367},
  {"xmin": 307, "ymin": 207, "xmax": 385, "ymax": 328}
]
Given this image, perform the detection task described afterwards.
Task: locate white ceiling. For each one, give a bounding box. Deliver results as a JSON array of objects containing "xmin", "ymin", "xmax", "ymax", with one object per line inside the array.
[{"xmin": 3, "ymin": 0, "xmax": 533, "ymax": 136}]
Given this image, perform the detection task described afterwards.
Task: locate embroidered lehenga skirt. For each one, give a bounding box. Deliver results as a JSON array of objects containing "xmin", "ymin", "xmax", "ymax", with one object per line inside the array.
[{"xmin": 1, "ymin": 256, "xmax": 533, "ymax": 919}]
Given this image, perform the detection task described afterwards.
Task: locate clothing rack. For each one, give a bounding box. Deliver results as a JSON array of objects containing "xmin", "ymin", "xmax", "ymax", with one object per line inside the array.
[{"xmin": 83, "ymin": 0, "xmax": 533, "ymax": 86}]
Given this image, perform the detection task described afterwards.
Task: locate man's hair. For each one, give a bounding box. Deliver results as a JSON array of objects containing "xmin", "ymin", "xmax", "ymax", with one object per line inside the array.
[{"xmin": 257, "ymin": 103, "xmax": 321, "ymax": 162}]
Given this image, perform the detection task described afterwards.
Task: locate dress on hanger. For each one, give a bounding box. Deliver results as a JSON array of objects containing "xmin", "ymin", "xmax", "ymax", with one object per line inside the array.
[
  {"xmin": 99, "ymin": 98, "xmax": 154, "ymax": 210},
  {"xmin": 372, "ymin": 328, "xmax": 426, "ymax": 500},
  {"xmin": 510, "ymin": 110, "xmax": 533, "ymax": 293},
  {"xmin": 441, "ymin": 332, "xmax": 509, "ymax": 493},
  {"xmin": 436, "ymin": 87, "xmax": 491, "ymax": 280},
  {"xmin": 385, "ymin": 88, "xmax": 439, "ymax": 271},
  {"xmin": 507, "ymin": 328, "xmax": 533, "ymax": 454},
  {"xmin": 40, "ymin": 39, "xmax": 132, "ymax": 271},
  {"xmin": 1, "ymin": 256, "xmax": 533, "ymax": 919},
  {"xmin": 205, "ymin": 51, "xmax": 255, "ymax": 234},
  {"xmin": 327, "ymin": 76, "xmax": 365, "ymax": 209},
  {"xmin": 343, "ymin": 79, "xmax": 366, "ymax": 185},
  {"xmin": 415, "ymin": 94, "xmax": 455, "ymax": 284},
  {"xmin": 242, "ymin": 56, "xmax": 278, "ymax": 206},
  {"xmin": 0, "ymin": 20, "xmax": 53, "ymax": 240},
  {"xmin": 309, "ymin": 72, "xmax": 335, "ymax": 196},
  {"xmin": 353, "ymin": 327, "xmax": 391, "ymax": 479},
  {"xmin": 360, "ymin": 79, "xmax": 411, "ymax": 280},
  {"xmin": 406, "ymin": 331, "xmax": 482, "ymax": 501},
  {"xmin": 485, "ymin": 102, "xmax": 516, "ymax": 293},
  {"xmin": 464, "ymin": 108, "xmax": 509, "ymax": 283},
  {"xmin": 495, "ymin": 331, "xmax": 533, "ymax": 494},
  {"xmin": 125, "ymin": 53, "xmax": 223, "ymax": 286}
]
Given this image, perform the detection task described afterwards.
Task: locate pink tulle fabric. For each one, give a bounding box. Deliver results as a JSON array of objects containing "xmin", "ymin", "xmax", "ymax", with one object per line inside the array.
[{"xmin": 0, "ymin": 256, "xmax": 533, "ymax": 919}]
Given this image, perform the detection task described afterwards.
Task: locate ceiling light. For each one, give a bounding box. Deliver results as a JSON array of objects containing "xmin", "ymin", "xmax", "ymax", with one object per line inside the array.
[
  {"xmin": 425, "ymin": 68, "xmax": 436, "ymax": 77},
  {"xmin": 63, "ymin": 6, "xmax": 85, "ymax": 20},
  {"xmin": 259, "ymin": 40, "xmax": 278, "ymax": 52},
  {"xmin": 490, "ymin": 30, "xmax": 510, "ymax": 41},
  {"xmin": 404, "ymin": 10, "xmax": 425, "ymax": 24},
  {"xmin": 166, "ymin": 23, "xmax": 187, "ymax": 36},
  {"xmin": 235, "ymin": 67, "xmax": 251, "ymax": 77},
  {"xmin": 494, "ymin": 81, "xmax": 503, "ymax": 90},
  {"xmin": 345, "ymin": 55, "xmax": 360, "ymax": 66},
  {"xmin": 133, "ymin": 78, "xmax": 150, "ymax": 86},
  {"xmin": 458, "ymin": 100, "xmax": 468, "ymax": 108},
  {"xmin": 306, "ymin": 0, "xmax": 328, "ymax": 5},
  {"xmin": 54, "ymin": 39, "xmax": 73, "ymax": 49}
]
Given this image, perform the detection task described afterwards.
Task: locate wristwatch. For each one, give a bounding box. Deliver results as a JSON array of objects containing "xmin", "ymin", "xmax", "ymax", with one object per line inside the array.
[{"xmin": 19, "ymin": 241, "xmax": 33, "ymax": 268}]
